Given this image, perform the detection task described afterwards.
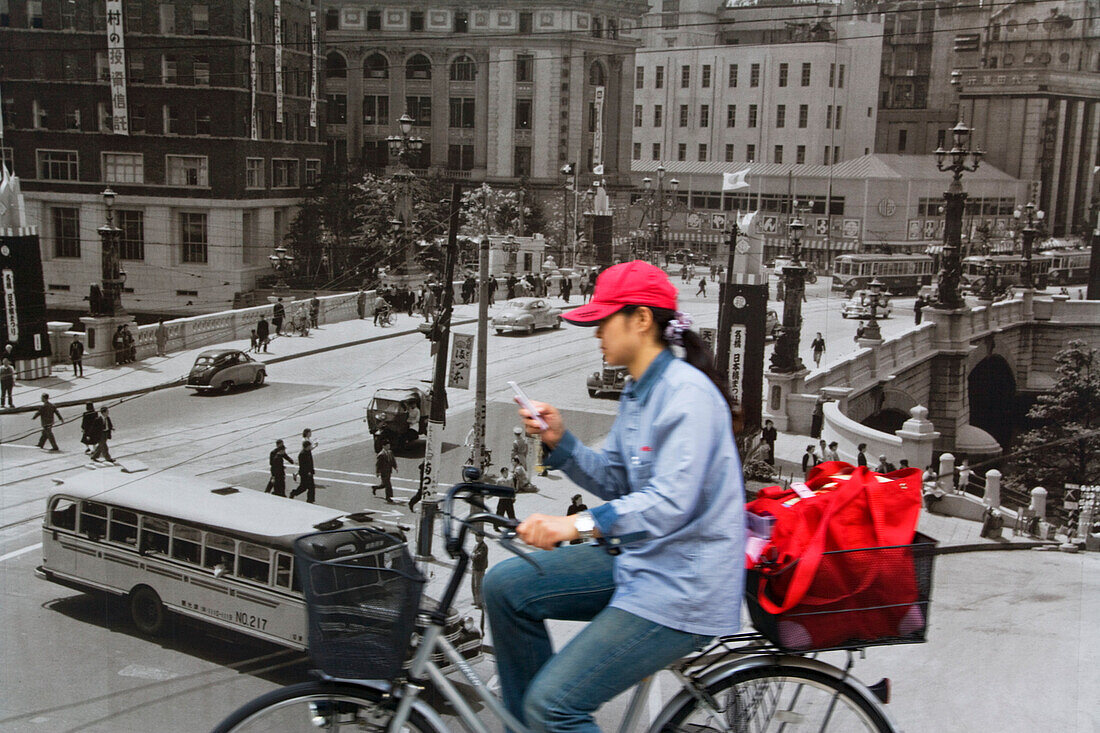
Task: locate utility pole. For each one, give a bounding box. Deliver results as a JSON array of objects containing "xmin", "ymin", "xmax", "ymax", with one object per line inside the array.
[
  {"xmin": 715, "ymin": 221, "xmax": 739, "ymax": 373},
  {"xmin": 472, "ymin": 234, "xmax": 490, "ymax": 470},
  {"xmin": 415, "ymin": 183, "xmax": 462, "ymax": 560}
]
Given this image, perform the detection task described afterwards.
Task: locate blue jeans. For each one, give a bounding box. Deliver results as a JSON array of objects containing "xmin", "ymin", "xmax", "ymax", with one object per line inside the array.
[{"xmin": 483, "ymin": 543, "xmax": 711, "ymax": 733}]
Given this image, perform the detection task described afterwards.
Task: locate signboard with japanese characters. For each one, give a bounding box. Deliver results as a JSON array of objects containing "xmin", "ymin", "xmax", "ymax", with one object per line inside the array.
[
  {"xmin": 842, "ymin": 219, "xmax": 861, "ymax": 239},
  {"xmin": 757, "ymin": 215, "xmax": 778, "ymax": 234},
  {"xmin": 711, "ymin": 213, "xmax": 727, "ymax": 231},
  {"xmin": 250, "ymin": 0, "xmax": 258, "ymax": 139},
  {"xmin": 449, "ymin": 333, "xmax": 474, "ymax": 389},
  {"xmin": 2, "ymin": 270, "xmax": 18, "ymax": 342},
  {"xmin": 274, "ymin": 0, "xmax": 283, "ymax": 120},
  {"xmin": 105, "ymin": 0, "xmax": 129, "ymax": 134},
  {"xmin": 591, "ymin": 86, "xmax": 605, "ymax": 168},
  {"xmin": 309, "ymin": 11, "xmax": 318, "ymax": 127}
]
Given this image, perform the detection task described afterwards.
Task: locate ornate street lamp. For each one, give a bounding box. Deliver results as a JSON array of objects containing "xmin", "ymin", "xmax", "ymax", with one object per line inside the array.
[
  {"xmin": 933, "ymin": 113, "xmax": 984, "ymax": 309},
  {"xmin": 637, "ymin": 165, "xmax": 683, "ymax": 263},
  {"xmin": 95, "ymin": 187, "xmax": 126, "ymax": 316},
  {"xmin": 977, "ymin": 256, "xmax": 1001, "ymax": 302},
  {"xmin": 862, "ymin": 277, "xmax": 885, "ymax": 340},
  {"xmin": 769, "ymin": 212, "xmax": 807, "ymax": 373},
  {"xmin": 268, "ymin": 244, "xmax": 295, "ymax": 291},
  {"xmin": 1013, "ymin": 202, "xmax": 1045, "ymax": 289},
  {"xmin": 387, "ymin": 112, "xmax": 425, "ymax": 274}
]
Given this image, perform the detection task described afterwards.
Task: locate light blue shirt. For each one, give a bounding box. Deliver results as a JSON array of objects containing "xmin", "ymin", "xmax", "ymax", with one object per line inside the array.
[{"xmin": 546, "ymin": 349, "xmax": 746, "ymax": 637}]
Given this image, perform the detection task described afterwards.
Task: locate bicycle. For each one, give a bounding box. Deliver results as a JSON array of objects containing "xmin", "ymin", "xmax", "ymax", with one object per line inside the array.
[
  {"xmin": 212, "ymin": 469, "xmax": 929, "ymax": 732},
  {"xmin": 376, "ymin": 306, "xmax": 395, "ymax": 328}
]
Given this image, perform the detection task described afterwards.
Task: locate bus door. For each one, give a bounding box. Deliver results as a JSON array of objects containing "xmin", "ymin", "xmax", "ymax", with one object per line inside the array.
[{"xmin": 45, "ymin": 497, "xmax": 80, "ymax": 575}]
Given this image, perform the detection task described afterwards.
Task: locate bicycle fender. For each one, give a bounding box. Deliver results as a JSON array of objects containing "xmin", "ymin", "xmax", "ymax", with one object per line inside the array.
[
  {"xmin": 645, "ymin": 654, "xmax": 901, "ymax": 733},
  {"xmin": 318, "ymin": 677, "xmax": 452, "ymax": 733}
]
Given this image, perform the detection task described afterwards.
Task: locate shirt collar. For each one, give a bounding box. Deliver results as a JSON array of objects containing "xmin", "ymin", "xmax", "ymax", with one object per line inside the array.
[{"xmin": 623, "ymin": 349, "xmax": 675, "ymax": 405}]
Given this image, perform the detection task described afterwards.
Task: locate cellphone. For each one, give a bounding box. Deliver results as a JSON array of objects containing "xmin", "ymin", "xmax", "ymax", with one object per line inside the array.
[{"xmin": 508, "ymin": 380, "xmax": 550, "ymax": 431}]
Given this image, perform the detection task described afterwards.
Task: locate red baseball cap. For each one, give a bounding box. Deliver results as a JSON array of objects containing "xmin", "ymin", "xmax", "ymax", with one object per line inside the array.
[{"xmin": 562, "ymin": 260, "xmax": 678, "ymax": 325}]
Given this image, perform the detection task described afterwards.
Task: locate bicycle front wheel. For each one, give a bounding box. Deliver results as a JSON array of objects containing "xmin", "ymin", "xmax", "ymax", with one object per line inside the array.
[
  {"xmin": 661, "ymin": 665, "xmax": 893, "ymax": 733},
  {"xmin": 212, "ymin": 681, "xmax": 445, "ymax": 733}
]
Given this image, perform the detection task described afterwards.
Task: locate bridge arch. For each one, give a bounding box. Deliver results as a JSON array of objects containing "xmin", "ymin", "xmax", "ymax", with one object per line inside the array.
[
  {"xmin": 968, "ymin": 355, "xmax": 1016, "ymax": 449},
  {"xmin": 859, "ymin": 387, "xmax": 917, "ymax": 434}
]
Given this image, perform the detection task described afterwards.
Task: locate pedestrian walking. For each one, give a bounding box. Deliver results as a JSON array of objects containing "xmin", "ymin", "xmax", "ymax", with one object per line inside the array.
[
  {"xmin": 696, "ymin": 277, "xmax": 707, "ymax": 297},
  {"xmin": 302, "ymin": 427, "xmax": 318, "ymax": 451},
  {"xmin": 874, "ymin": 454, "xmax": 897, "ymax": 474},
  {"xmin": 69, "ymin": 337, "xmax": 84, "ymax": 376},
  {"xmin": 565, "ymin": 494, "xmax": 589, "ymax": 544},
  {"xmin": 112, "ymin": 325, "xmax": 125, "ymax": 365},
  {"xmin": 272, "ymin": 298, "xmax": 285, "ymax": 335},
  {"xmin": 826, "ymin": 441, "xmax": 841, "ymax": 462},
  {"xmin": 155, "ymin": 319, "xmax": 168, "ymax": 356},
  {"xmin": 488, "ymin": 275, "xmax": 497, "ymax": 305},
  {"xmin": 471, "ymin": 534, "xmax": 489, "ymax": 608},
  {"xmin": 357, "ymin": 288, "xmax": 367, "ymax": 320},
  {"xmin": 495, "ymin": 477, "xmax": 517, "ymax": 520},
  {"xmin": 309, "ymin": 292, "xmax": 320, "ymax": 328},
  {"xmin": 512, "ymin": 460, "xmax": 533, "ymax": 493},
  {"xmin": 811, "ymin": 332, "xmax": 826, "ymax": 367},
  {"xmin": 80, "ymin": 402, "xmax": 98, "ymax": 454},
  {"xmin": 0, "ymin": 358, "xmax": 13, "ymax": 408},
  {"xmin": 249, "ymin": 329, "xmax": 259, "ymax": 353},
  {"xmin": 760, "ymin": 419, "xmax": 777, "ymax": 465},
  {"xmin": 90, "ymin": 407, "xmax": 115, "ymax": 462},
  {"xmin": 854, "ymin": 320, "xmax": 866, "ymax": 341},
  {"xmin": 373, "ymin": 440, "xmax": 398, "ymax": 503},
  {"xmin": 810, "ymin": 395, "xmax": 825, "ymax": 438},
  {"xmin": 31, "ymin": 393, "xmax": 63, "ymax": 451},
  {"xmin": 801, "ymin": 444, "xmax": 820, "ymax": 474},
  {"xmin": 856, "ymin": 442, "xmax": 868, "ymax": 467},
  {"xmin": 256, "ymin": 316, "xmax": 270, "ymax": 352},
  {"xmin": 122, "ymin": 325, "xmax": 136, "ymax": 362},
  {"xmin": 914, "ymin": 296, "xmax": 926, "ymax": 325},
  {"xmin": 776, "ymin": 278, "xmax": 785, "ymax": 301},
  {"xmin": 289, "ymin": 440, "xmax": 316, "ymax": 503},
  {"xmin": 265, "ymin": 439, "xmax": 295, "ymax": 496},
  {"xmin": 373, "ymin": 293, "xmax": 389, "ymax": 325},
  {"xmin": 510, "ymin": 427, "xmax": 528, "ymax": 472}
]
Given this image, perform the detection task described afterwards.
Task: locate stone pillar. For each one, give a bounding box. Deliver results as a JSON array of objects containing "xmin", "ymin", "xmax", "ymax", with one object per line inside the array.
[
  {"xmin": 762, "ymin": 368, "xmax": 808, "ymax": 432},
  {"xmin": 936, "ymin": 452, "xmax": 955, "ymax": 495},
  {"xmin": 1029, "ymin": 486, "xmax": 1047, "ymax": 520},
  {"xmin": 46, "ymin": 322, "xmax": 74, "ymax": 366},
  {"xmin": 895, "ymin": 405, "xmax": 940, "ymax": 472},
  {"xmin": 984, "ymin": 468, "xmax": 1001, "ymax": 508},
  {"xmin": 79, "ymin": 314, "xmax": 138, "ymax": 368}
]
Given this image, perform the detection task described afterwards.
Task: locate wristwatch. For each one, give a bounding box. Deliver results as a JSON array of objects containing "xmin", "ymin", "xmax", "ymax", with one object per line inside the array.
[{"xmin": 573, "ymin": 511, "xmax": 597, "ymax": 542}]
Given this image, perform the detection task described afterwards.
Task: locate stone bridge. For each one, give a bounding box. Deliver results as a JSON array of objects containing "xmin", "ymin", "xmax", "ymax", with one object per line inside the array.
[{"xmin": 764, "ymin": 293, "xmax": 1100, "ymax": 470}]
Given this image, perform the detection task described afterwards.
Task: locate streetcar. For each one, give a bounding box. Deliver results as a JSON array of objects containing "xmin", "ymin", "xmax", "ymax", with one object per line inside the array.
[
  {"xmin": 1040, "ymin": 247, "xmax": 1090, "ymax": 285},
  {"xmin": 961, "ymin": 253, "xmax": 1055, "ymax": 292},
  {"xmin": 831, "ymin": 253, "xmax": 935, "ymax": 296},
  {"xmin": 36, "ymin": 468, "xmax": 481, "ymax": 662}
]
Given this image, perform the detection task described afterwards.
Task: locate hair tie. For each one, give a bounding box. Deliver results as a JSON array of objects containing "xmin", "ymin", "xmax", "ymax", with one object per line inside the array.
[{"xmin": 663, "ymin": 311, "xmax": 694, "ymax": 346}]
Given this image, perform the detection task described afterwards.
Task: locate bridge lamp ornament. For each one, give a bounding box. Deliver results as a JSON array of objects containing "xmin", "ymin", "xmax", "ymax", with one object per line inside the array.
[
  {"xmin": 768, "ymin": 211, "xmax": 808, "ymax": 374},
  {"xmin": 863, "ymin": 277, "xmax": 885, "ymax": 341},
  {"xmin": 268, "ymin": 244, "xmax": 295, "ymax": 290},
  {"xmin": 95, "ymin": 186, "xmax": 127, "ymax": 316},
  {"xmin": 639, "ymin": 166, "xmax": 681, "ymax": 260},
  {"xmin": 978, "ymin": 256, "xmax": 1001, "ymax": 302},
  {"xmin": 1013, "ymin": 202, "xmax": 1044, "ymax": 289},
  {"xmin": 933, "ymin": 117, "xmax": 984, "ymax": 310}
]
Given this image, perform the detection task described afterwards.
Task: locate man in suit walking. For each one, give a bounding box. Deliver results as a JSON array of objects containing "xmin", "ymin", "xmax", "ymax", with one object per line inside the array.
[
  {"xmin": 266, "ymin": 439, "xmax": 295, "ymax": 496},
  {"xmin": 373, "ymin": 441, "xmax": 398, "ymax": 503},
  {"xmin": 31, "ymin": 393, "xmax": 63, "ymax": 451},
  {"xmin": 290, "ymin": 440, "xmax": 316, "ymax": 503}
]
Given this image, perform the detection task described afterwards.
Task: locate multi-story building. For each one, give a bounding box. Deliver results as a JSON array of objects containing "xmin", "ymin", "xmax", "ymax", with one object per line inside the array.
[
  {"xmin": 642, "ymin": 0, "xmax": 720, "ymax": 49},
  {"xmin": 320, "ymin": 1, "xmax": 648, "ymax": 187},
  {"xmin": 0, "ymin": 0, "xmax": 326, "ymax": 316}
]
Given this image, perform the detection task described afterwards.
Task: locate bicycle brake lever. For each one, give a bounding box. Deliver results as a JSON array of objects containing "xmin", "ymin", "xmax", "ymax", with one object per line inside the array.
[{"xmin": 498, "ymin": 532, "xmax": 544, "ymax": 575}]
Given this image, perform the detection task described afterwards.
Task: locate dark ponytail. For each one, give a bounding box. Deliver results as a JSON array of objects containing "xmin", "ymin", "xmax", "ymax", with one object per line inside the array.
[{"xmin": 622, "ymin": 305, "xmax": 744, "ymax": 435}]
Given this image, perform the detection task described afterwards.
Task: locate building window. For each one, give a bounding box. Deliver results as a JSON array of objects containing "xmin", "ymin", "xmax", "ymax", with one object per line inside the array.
[
  {"xmin": 701, "ymin": 64, "xmax": 712, "ymax": 88},
  {"xmin": 516, "ymin": 54, "xmax": 534, "ymax": 82},
  {"xmin": 727, "ymin": 104, "xmax": 736, "ymax": 127},
  {"xmin": 117, "ymin": 210, "xmax": 144, "ymax": 260},
  {"xmin": 679, "ymin": 104, "xmax": 688, "ymax": 127},
  {"xmin": 363, "ymin": 95, "xmax": 389, "ymax": 126},
  {"xmin": 326, "ymin": 52, "xmax": 347, "ymax": 79},
  {"xmin": 447, "ymin": 144, "xmax": 473, "ymax": 170},
  {"xmin": 779, "ymin": 63, "xmax": 788, "ymax": 87},
  {"xmin": 829, "ymin": 62, "xmax": 835, "ymax": 87},
  {"xmin": 166, "ymin": 155, "xmax": 208, "ymax": 186},
  {"xmin": 698, "ymin": 143, "xmax": 707, "ymax": 161},
  {"xmin": 366, "ymin": 9, "xmax": 381, "ymax": 30},
  {"xmin": 128, "ymin": 53, "xmax": 144, "ymax": 83},
  {"xmin": 826, "ymin": 105, "xmax": 833, "ymax": 128},
  {"xmin": 799, "ymin": 104, "xmax": 808, "ymax": 128},
  {"xmin": 406, "ymin": 96, "xmax": 431, "ymax": 126},
  {"xmin": 162, "ymin": 55, "xmax": 177, "ymax": 84},
  {"xmin": 515, "ymin": 99, "xmax": 532, "ymax": 129},
  {"xmin": 654, "ymin": 65, "xmax": 664, "ymax": 89},
  {"xmin": 180, "ymin": 212, "xmax": 208, "ymax": 264},
  {"xmin": 823, "ymin": 146, "xmax": 830, "ymax": 165},
  {"xmin": 680, "ymin": 65, "xmax": 689, "ymax": 87},
  {"xmin": 898, "ymin": 129, "xmax": 908, "ymax": 152},
  {"xmin": 305, "ymin": 159, "xmax": 320, "ymax": 185},
  {"xmin": 130, "ymin": 104, "xmax": 145, "ymax": 132},
  {"xmin": 64, "ymin": 107, "xmax": 81, "ymax": 130},
  {"xmin": 834, "ymin": 147, "xmax": 840, "ymax": 164},
  {"xmin": 406, "ymin": 54, "xmax": 431, "ymax": 80},
  {"xmin": 748, "ymin": 104, "xmax": 757, "ymax": 128},
  {"xmin": 363, "ymin": 53, "xmax": 389, "ymax": 79},
  {"xmin": 774, "ymin": 145, "xmax": 783, "ymax": 164},
  {"xmin": 26, "ymin": 0, "xmax": 42, "ymax": 27},
  {"xmin": 103, "ymin": 152, "xmax": 143, "ymax": 183},
  {"xmin": 192, "ymin": 4, "xmax": 208, "ymax": 34},
  {"xmin": 410, "ymin": 10, "xmax": 424, "ymax": 31},
  {"xmin": 652, "ymin": 143, "xmax": 661, "ymax": 160},
  {"xmin": 776, "ymin": 104, "xmax": 785, "ymax": 128},
  {"xmin": 246, "ymin": 158, "xmax": 264, "ymax": 188},
  {"xmin": 750, "ymin": 63, "xmax": 760, "ymax": 87},
  {"xmin": 801, "ymin": 62, "xmax": 811, "ymax": 86},
  {"xmin": 653, "ymin": 104, "xmax": 663, "ymax": 127},
  {"xmin": 96, "ymin": 52, "xmax": 110, "ymax": 81},
  {"xmin": 159, "ymin": 3, "xmax": 174, "ymax": 33},
  {"xmin": 835, "ymin": 106, "xmax": 842, "ymax": 128},
  {"xmin": 633, "ymin": 142, "xmax": 641, "ymax": 160},
  {"xmin": 746, "ymin": 145, "xmax": 755, "ymax": 163},
  {"xmin": 725, "ymin": 144, "xmax": 734, "ymax": 162},
  {"xmin": 454, "ymin": 10, "xmax": 468, "ymax": 33},
  {"xmin": 677, "ymin": 143, "xmax": 686, "ymax": 161},
  {"xmin": 519, "ymin": 11, "xmax": 532, "ymax": 34},
  {"xmin": 326, "ymin": 94, "xmax": 346, "ymax": 123},
  {"xmin": 514, "ymin": 146, "xmax": 531, "ymax": 177},
  {"xmin": 272, "ymin": 158, "xmax": 300, "ymax": 188},
  {"xmin": 194, "ymin": 56, "xmax": 210, "ymax": 85},
  {"xmin": 796, "ymin": 145, "xmax": 806, "ymax": 164},
  {"xmin": 700, "ymin": 104, "xmax": 709, "ymax": 128},
  {"xmin": 52, "ymin": 208, "xmax": 80, "ymax": 258},
  {"xmin": 839, "ymin": 65, "xmax": 845, "ymax": 88},
  {"xmin": 448, "ymin": 97, "xmax": 475, "ymax": 128},
  {"xmin": 728, "ymin": 63, "xmax": 737, "ymax": 87},
  {"xmin": 635, "ymin": 66, "xmax": 644, "ymax": 89},
  {"xmin": 633, "ymin": 104, "xmax": 642, "ymax": 127},
  {"xmin": 32, "ymin": 100, "xmax": 47, "ymax": 128},
  {"xmin": 38, "ymin": 150, "xmax": 78, "ymax": 180},
  {"xmin": 325, "ymin": 7, "xmax": 338, "ymax": 30},
  {"xmin": 450, "ymin": 55, "xmax": 476, "ymax": 82},
  {"xmin": 195, "ymin": 107, "xmax": 211, "ymax": 135},
  {"xmin": 98, "ymin": 102, "xmax": 113, "ymax": 132}
]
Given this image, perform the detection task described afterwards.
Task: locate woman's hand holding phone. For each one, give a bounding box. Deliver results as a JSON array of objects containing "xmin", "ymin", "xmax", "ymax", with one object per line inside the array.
[{"xmin": 516, "ymin": 399, "xmax": 564, "ymax": 449}]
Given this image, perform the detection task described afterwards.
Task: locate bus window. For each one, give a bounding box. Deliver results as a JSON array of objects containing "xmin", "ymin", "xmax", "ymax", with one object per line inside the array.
[
  {"xmin": 49, "ymin": 498, "xmax": 78, "ymax": 531},
  {"xmin": 239, "ymin": 542, "xmax": 271, "ymax": 584},
  {"xmin": 140, "ymin": 516, "xmax": 170, "ymax": 555},
  {"xmin": 80, "ymin": 502, "xmax": 108, "ymax": 540},
  {"xmin": 274, "ymin": 553, "xmax": 293, "ymax": 589},
  {"xmin": 171, "ymin": 525, "xmax": 202, "ymax": 565},
  {"xmin": 203, "ymin": 533, "xmax": 236, "ymax": 575},
  {"xmin": 108, "ymin": 508, "xmax": 139, "ymax": 546}
]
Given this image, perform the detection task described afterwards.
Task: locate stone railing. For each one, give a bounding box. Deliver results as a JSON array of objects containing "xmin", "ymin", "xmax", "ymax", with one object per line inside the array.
[{"xmin": 821, "ymin": 402, "xmax": 938, "ymax": 470}]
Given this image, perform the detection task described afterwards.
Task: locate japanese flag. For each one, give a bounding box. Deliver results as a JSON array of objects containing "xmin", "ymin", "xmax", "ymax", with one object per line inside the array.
[
  {"xmin": 737, "ymin": 210, "xmax": 758, "ymax": 231},
  {"xmin": 722, "ymin": 169, "xmax": 751, "ymax": 191}
]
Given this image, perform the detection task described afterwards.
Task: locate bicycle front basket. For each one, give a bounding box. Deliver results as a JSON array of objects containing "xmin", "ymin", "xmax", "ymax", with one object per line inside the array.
[{"xmin": 294, "ymin": 528, "xmax": 425, "ymax": 680}]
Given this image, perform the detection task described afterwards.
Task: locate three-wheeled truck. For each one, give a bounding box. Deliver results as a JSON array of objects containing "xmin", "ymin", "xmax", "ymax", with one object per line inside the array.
[{"xmin": 367, "ymin": 387, "xmax": 430, "ymax": 450}]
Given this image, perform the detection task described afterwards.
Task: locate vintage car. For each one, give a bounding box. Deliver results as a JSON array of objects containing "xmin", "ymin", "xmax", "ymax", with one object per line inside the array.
[
  {"xmin": 772, "ymin": 258, "xmax": 819, "ymax": 284},
  {"xmin": 840, "ymin": 290, "xmax": 892, "ymax": 319},
  {"xmin": 492, "ymin": 298, "xmax": 563, "ymax": 335},
  {"xmin": 367, "ymin": 387, "xmax": 430, "ymax": 449},
  {"xmin": 185, "ymin": 349, "xmax": 266, "ymax": 392},
  {"xmin": 587, "ymin": 360, "xmax": 628, "ymax": 399}
]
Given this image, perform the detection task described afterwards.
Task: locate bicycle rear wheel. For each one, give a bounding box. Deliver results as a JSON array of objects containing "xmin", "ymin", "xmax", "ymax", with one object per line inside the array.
[
  {"xmin": 660, "ymin": 665, "xmax": 893, "ymax": 733},
  {"xmin": 212, "ymin": 681, "xmax": 444, "ymax": 733}
]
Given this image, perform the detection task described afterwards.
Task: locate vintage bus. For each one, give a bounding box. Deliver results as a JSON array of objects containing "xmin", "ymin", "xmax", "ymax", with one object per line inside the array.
[
  {"xmin": 36, "ymin": 469, "xmax": 481, "ymax": 661},
  {"xmin": 1040, "ymin": 248, "xmax": 1090, "ymax": 285},
  {"xmin": 961, "ymin": 254, "xmax": 1055, "ymax": 292},
  {"xmin": 831, "ymin": 254, "xmax": 936, "ymax": 295}
]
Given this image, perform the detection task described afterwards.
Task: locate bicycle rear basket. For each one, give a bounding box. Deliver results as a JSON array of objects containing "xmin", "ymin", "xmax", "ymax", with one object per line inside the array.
[
  {"xmin": 295, "ymin": 528, "xmax": 425, "ymax": 680},
  {"xmin": 746, "ymin": 532, "xmax": 937, "ymax": 653}
]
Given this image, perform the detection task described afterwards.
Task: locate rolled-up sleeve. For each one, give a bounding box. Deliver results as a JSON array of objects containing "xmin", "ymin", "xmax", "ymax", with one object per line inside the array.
[{"xmin": 545, "ymin": 426, "xmax": 631, "ymax": 501}]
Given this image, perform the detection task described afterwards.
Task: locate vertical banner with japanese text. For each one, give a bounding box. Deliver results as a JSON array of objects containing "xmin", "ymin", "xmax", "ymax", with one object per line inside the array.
[
  {"xmin": 249, "ymin": 0, "xmax": 258, "ymax": 140},
  {"xmin": 105, "ymin": 0, "xmax": 129, "ymax": 134},
  {"xmin": 309, "ymin": 10, "xmax": 318, "ymax": 128},
  {"xmin": 728, "ymin": 325, "xmax": 746, "ymax": 407},
  {"xmin": 274, "ymin": 0, "xmax": 283, "ymax": 121},
  {"xmin": 2, "ymin": 270, "xmax": 18, "ymax": 342},
  {"xmin": 449, "ymin": 333, "xmax": 474, "ymax": 389},
  {"xmin": 591, "ymin": 86, "xmax": 605, "ymax": 169}
]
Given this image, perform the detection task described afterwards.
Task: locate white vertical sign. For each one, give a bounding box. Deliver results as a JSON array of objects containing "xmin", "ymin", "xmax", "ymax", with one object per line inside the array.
[
  {"xmin": 592, "ymin": 86, "xmax": 605, "ymax": 168},
  {"xmin": 105, "ymin": 0, "xmax": 129, "ymax": 135},
  {"xmin": 728, "ymin": 325, "xmax": 746, "ymax": 406},
  {"xmin": 449, "ymin": 333, "xmax": 474, "ymax": 389},
  {"xmin": 309, "ymin": 10, "xmax": 318, "ymax": 128},
  {"xmin": 249, "ymin": 0, "xmax": 258, "ymax": 140},
  {"xmin": 2, "ymin": 270, "xmax": 18, "ymax": 342},
  {"xmin": 274, "ymin": 0, "xmax": 283, "ymax": 121}
]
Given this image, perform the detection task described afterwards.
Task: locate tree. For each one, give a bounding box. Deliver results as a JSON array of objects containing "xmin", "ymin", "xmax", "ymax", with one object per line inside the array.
[{"xmin": 1010, "ymin": 340, "xmax": 1100, "ymax": 497}]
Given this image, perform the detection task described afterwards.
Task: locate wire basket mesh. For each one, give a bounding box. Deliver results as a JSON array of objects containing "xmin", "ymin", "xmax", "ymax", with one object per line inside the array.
[{"xmin": 295, "ymin": 528, "xmax": 425, "ymax": 679}]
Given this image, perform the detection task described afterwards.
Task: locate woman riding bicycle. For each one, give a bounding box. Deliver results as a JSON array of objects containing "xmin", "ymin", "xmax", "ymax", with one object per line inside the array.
[{"xmin": 484, "ymin": 260, "xmax": 746, "ymax": 733}]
